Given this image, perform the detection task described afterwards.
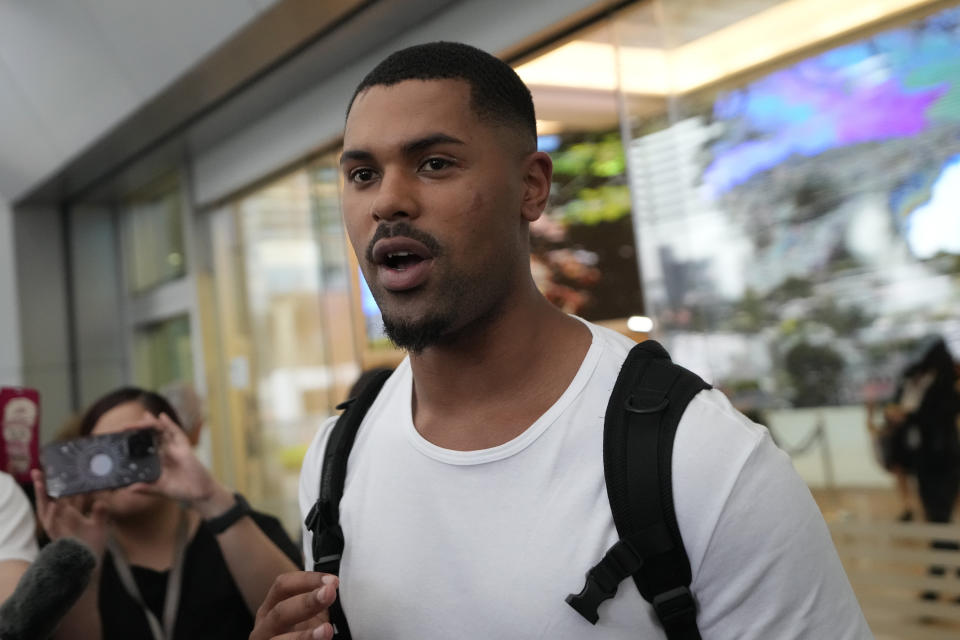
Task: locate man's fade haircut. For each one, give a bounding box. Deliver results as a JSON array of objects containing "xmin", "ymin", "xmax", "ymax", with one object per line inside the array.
[{"xmin": 348, "ymin": 41, "xmax": 537, "ymax": 150}]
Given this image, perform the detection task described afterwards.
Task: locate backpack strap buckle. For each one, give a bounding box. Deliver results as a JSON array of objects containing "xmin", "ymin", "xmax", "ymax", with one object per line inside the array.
[
  {"xmin": 304, "ymin": 498, "xmax": 338, "ymax": 535},
  {"xmin": 652, "ymin": 586, "xmax": 697, "ymax": 627},
  {"xmin": 305, "ymin": 498, "xmax": 345, "ymax": 573},
  {"xmin": 566, "ymin": 539, "xmax": 643, "ymax": 624}
]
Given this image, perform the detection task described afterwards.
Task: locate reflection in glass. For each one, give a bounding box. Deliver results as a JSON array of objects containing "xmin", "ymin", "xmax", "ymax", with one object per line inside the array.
[
  {"xmin": 516, "ymin": 18, "xmax": 645, "ymax": 324},
  {"xmin": 202, "ymin": 153, "xmax": 373, "ymax": 534},
  {"xmin": 612, "ymin": 1, "xmax": 960, "ymax": 412},
  {"xmin": 123, "ymin": 175, "xmax": 186, "ymax": 292},
  {"xmin": 133, "ymin": 314, "xmax": 193, "ymax": 390}
]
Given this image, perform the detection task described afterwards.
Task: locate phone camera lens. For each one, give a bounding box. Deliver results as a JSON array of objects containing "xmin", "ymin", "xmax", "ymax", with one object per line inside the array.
[{"xmin": 127, "ymin": 431, "xmax": 155, "ymax": 458}]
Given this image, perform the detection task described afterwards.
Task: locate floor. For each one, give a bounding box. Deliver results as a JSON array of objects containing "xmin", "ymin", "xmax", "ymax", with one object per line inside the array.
[{"xmin": 812, "ymin": 487, "xmax": 960, "ymax": 640}]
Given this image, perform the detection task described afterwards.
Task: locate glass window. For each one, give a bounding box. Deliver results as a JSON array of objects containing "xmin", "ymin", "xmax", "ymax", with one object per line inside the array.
[
  {"xmin": 200, "ymin": 153, "xmax": 385, "ymax": 534},
  {"xmin": 607, "ymin": 0, "xmax": 960, "ymax": 409},
  {"xmin": 133, "ymin": 314, "xmax": 193, "ymax": 389},
  {"xmin": 515, "ymin": 26, "xmax": 645, "ymax": 327},
  {"xmin": 517, "ymin": 0, "xmax": 960, "ymax": 501},
  {"xmin": 122, "ymin": 175, "xmax": 187, "ymax": 292}
]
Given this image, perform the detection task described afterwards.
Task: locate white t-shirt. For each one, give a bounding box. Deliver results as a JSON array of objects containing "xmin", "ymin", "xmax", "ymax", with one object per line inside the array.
[
  {"xmin": 0, "ymin": 471, "xmax": 37, "ymax": 563},
  {"xmin": 300, "ymin": 321, "xmax": 871, "ymax": 639}
]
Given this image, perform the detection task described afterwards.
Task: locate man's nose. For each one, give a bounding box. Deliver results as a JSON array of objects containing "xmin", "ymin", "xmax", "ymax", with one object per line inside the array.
[{"xmin": 371, "ymin": 171, "xmax": 418, "ymax": 222}]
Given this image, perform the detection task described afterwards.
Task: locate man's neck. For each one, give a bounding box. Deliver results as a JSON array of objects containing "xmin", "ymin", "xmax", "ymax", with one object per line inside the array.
[{"xmin": 408, "ymin": 289, "xmax": 591, "ymax": 450}]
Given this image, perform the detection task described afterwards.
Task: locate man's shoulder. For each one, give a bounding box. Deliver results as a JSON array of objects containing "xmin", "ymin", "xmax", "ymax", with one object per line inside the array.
[
  {"xmin": 682, "ymin": 388, "xmax": 767, "ymax": 445},
  {"xmin": 580, "ymin": 319, "xmax": 637, "ymax": 358},
  {"xmin": 674, "ymin": 387, "xmax": 771, "ymax": 493}
]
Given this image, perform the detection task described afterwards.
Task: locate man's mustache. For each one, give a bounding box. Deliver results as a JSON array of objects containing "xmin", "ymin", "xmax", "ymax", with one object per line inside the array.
[{"xmin": 365, "ymin": 222, "xmax": 443, "ymax": 263}]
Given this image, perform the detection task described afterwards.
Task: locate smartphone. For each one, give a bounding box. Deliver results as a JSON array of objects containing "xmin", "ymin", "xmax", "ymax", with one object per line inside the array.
[
  {"xmin": 0, "ymin": 386, "xmax": 41, "ymax": 485},
  {"xmin": 40, "ymin": 428, "xmax": 162, "ymax": 497}
]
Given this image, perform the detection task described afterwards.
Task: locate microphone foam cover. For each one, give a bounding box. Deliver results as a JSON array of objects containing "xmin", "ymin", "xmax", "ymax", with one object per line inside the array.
[{"xmin": 0, "ymin": 537, "xmax": 97, "ymax": 640}]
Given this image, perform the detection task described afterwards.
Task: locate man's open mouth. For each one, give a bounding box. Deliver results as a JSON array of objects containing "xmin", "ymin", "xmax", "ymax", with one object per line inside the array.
[
  {"xmin": 371, "ymin": 237, "xmax": 435, "ymax": 291},
  {"xmin": 383, "ymin": 250, "xmax": 425, "ymax": 270},
  {"xmin": 372, "ymin": 237, "xmax": 433, "ymax": 267}
]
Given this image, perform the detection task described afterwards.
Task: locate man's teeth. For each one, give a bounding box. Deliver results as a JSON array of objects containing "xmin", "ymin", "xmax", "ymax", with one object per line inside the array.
[{"xmin": 385, "ymin": 251, "xmax": 420, "ymax": 270}]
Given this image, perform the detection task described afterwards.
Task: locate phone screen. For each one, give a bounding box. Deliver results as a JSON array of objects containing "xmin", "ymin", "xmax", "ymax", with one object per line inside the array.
[{"xmin": 40, "ymin": 428, "xmax": 162, "ymax": 497}]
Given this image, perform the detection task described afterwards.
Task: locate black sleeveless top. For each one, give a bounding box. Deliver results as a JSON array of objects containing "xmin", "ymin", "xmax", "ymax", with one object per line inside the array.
[{"xmin": 98, "ymin": 511, "xmax": 301, "ymax": 640}]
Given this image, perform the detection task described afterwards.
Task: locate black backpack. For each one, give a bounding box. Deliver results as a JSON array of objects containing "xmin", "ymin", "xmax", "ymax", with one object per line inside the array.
[{"xmin": 304, "ymin": 339, "xmax": 710, "ymax": 639}]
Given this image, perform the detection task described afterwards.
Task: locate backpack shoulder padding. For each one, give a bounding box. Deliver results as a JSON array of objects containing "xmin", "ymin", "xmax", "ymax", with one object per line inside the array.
[
  {"xmin": 305, "ymin": 368, "xmax": 392, "ymax": 573},
  {"xmin": 303, "ymin": 368, "xmax": 392, "ymax": 640},
  {"xmin": 568, "ymin": 339, "xmax": 710, "ymax": 640}
]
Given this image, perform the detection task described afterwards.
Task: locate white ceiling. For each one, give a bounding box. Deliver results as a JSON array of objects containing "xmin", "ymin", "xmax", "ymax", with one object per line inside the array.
[{"xmin": 0, "ymin": 0, "xmax": 279, "ymax": 201}]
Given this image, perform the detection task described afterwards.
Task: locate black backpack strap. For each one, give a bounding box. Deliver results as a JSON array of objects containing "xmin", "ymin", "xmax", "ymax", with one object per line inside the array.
[
  {"xmin": 303, "ymin": 369, "xmax": 392, "ymax": 638},
  {"xmin": 567, "ymin": 340, "xmax": 710, "ymax": 639}
]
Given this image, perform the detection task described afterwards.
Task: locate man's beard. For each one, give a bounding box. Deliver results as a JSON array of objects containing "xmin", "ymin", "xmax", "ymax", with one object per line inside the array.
[
  {"xmin": 366, "ymin": 221, "xmax": 460, "ymax": 354},
  {"xmin": 382, "ymin": 312, "xmax": 455, "ymax": 355}
]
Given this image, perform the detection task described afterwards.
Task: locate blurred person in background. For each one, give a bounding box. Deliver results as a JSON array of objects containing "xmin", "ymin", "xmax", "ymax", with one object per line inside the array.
[
  {"xmin": 865, "ymin": 391, "xmax": 919, "ymax": 522},
  {"xmin": 31, "ymin": 386, "xmax": 300, "ymax": 640},
  {"xmin": 158, "ymin": 381, "xmax": 204, "ymax": 443},
  {"xmin": 884, "ymin": 337, "xmax": 960, "ymax": 525},
  {"xmin": 0, "ymin": 470, "xmax": 37, "ymax": 602},
  {"xmin": 883, "ymin": 337, "xmax": 960, "ymax": 600}
]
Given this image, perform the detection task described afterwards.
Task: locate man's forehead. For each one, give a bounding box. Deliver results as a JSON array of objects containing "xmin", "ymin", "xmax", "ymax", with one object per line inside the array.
[{"xmin": 345, "ymin": 79, "xmax": 474, "ymax": 138}]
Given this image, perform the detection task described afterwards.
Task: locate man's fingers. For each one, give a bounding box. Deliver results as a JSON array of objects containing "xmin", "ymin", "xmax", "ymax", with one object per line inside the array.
[
  {"xmin": 251, "ymin": 571, "xmax": 337, "ymax": 640},
  {"xmin": 261, "ymin": 584, "xmax": 335, "ymax": 632},
  {"xmin": 292, "ymin": 611, "xmax": 334, "ymax": 632},
  {"xmin": 257, "ymin": 572, "xmax": 337, "ymax": 618},
  {"xmin": 267, "ymin": 623, "xmax": 334, "ymax": 640}
]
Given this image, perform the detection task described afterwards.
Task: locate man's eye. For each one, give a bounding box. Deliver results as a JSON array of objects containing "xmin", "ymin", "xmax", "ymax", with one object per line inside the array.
[
  {"xmin": 350, "ymin": 168, "xmax": 376, "ymax": 183},
  {"xmin": 420, "ymin": 158, "xmax": 451, "ymax": 172}
]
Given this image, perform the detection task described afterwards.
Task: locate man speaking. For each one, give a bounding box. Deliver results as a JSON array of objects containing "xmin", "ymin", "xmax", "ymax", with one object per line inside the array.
[{"xmin": 250, "ymin": 42, "xmax": 871, "ymax": 640}]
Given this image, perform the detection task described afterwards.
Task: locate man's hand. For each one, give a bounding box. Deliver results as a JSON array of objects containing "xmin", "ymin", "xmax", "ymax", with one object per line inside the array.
[{"xmin": 249, "ymin": 571, "xmax": 339, "ymax": 640}]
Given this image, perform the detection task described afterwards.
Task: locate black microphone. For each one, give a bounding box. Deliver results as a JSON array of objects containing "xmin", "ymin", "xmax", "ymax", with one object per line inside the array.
[{"xmin": 0, "ymin": 537, "xmax": 97, "ymax": 640}]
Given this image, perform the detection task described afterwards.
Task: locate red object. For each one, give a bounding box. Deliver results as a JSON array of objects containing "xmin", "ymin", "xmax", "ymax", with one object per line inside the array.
[{"xmin": 0, "ymin": 387, "xmax": 41, "ymax": 484}]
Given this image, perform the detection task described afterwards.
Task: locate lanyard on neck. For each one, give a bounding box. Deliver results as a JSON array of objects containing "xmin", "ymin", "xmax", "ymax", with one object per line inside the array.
[{"xmin": 108, "ymin": 507, "xmax": 190, "ymax": 640}]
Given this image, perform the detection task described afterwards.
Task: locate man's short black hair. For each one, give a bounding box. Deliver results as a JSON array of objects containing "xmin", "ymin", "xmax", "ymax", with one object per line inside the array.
[{"xmin": 348, "ymin": 41, "xmax": 537, "ymax": 149}]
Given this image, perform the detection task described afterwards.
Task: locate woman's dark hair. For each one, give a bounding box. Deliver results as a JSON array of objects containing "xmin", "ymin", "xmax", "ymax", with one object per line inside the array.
[
  {"xmin": 78, "ymin": 386, "xmax": 183, "ymax": 436},
  {"xmin": 917, "ymin": 336, "xmax": 956, "ymax": 382}
]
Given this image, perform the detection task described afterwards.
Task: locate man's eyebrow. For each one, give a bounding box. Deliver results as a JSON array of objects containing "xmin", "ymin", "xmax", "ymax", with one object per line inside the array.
[
  {"xmin": 402, "ymin": 133, "xmax": 465, "ymax": 155},
  {"xmin": 340, "ymin": 133, "xmax": 465, "ymax": 166},
  {"xmin": 339, "ymin": 149, "xmax": 374, "ymax": 166}
]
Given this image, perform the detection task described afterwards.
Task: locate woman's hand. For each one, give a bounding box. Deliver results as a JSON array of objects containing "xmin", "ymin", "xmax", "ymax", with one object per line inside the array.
[
  {"xmin": 31, "ymin": 469, "xmax": 108, "ymax": 558},
  {"xmin": 128, "ymin": 412, "xmax": 235, "ymax": 518},
  {"xmin": 883, "ymin": 403, "xmax": 906, "ymax": 425}
]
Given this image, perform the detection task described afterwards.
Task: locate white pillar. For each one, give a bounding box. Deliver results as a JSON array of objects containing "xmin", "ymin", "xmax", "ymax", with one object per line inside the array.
[{"xmin": 0, "ymin": 195, "xmax": 22, "ymax": 387}]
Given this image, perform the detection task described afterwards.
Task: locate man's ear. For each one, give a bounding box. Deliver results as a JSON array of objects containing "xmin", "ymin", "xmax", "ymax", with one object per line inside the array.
[{"xmin": 520, "ymin": 151, "xmax": 553, "ymax": 222}]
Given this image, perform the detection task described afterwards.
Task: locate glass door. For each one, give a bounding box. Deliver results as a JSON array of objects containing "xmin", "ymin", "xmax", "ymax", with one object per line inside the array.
[{"xmin": 198, "ymin": 152, "xmax": 383, "ymax": 535}]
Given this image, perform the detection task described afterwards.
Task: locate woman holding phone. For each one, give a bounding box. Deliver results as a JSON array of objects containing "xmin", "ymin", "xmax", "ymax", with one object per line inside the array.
[{"xmin": 31, "ymin": 387, "xmax": 301, "ymax": 640}]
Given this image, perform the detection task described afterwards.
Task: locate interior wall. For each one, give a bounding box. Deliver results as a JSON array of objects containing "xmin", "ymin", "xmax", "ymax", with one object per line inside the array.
[
  {"xmin": 0, "ymin": 195, "xmax": 22, "ymax": 387},
  {"xmin": 0, "ymin": 0, "xmax": 281, "ymax": 201},
  {"xmin": 191, "ymin": 0, "xmax": 613, "ymax": 206},
  {"xmin": 69, "ymin": 205, "xmax": 127, "ymax": 408},
  {"xmin": 13, "ymin": 205, "xmax": 74, "ymax": 441}
]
